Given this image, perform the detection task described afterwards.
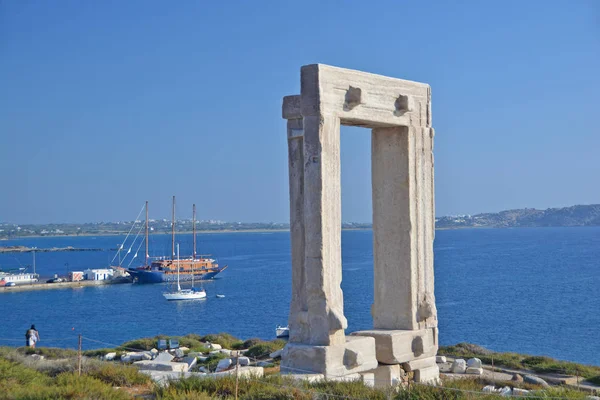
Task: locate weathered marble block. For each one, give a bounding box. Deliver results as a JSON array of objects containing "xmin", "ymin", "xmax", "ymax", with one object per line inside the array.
[
  {"xmin": 281, "ymin": 336, "xmax": 377, "ymax": 378},
  {"xmin": 351, "ymin": 328, "xmax": 438, "ymax": 365}
]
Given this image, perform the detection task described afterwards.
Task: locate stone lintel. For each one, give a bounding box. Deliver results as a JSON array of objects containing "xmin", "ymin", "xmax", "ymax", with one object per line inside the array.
[
  {"xmin": 281, "ymin": 336, "xmax": 378, "ymax": 378},
  {"xmin": 283, "ymin": 95, "xmax": 301, "ymax": 120},
  {"xmin": 300, "ymin": 64, "xmax": 431, "ymax": 128},
  {"xmin": 351, "ymin": 329, "xmax": 438, "ymax": 365}
]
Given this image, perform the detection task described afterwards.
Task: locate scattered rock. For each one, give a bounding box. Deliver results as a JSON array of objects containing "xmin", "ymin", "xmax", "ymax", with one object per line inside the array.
[
  {"xmin": 179, "ymin": 346, "xmax": 189, "ymax": 352},
  {"xmin": 238, "ymin": 356, "xmax": 250, "ymax": 366},
  {"xmin": 216, "ymin": 358, "xmax": 232, "ymax": 372},
  {"xmin": 257, "ymin": 361, "xmax": 274, "ymax": 367},
  {"xmin": 187, "ymin": 352, "xmax": 202, "ymax": 358},
  {"xmin": 134, "ymin": 360, "xmax": 189, "ymax": 372},
  {"xmin": 523, "ymin": 375, "xmax": 549, "ymax": 387},
  {"xmin": 482, "ymin": 385, "xmax": 496, "ymax": 393},
  {"xmin": 209, "ymin": 350, "xmax": 222, "ymax": 355},
  {"xmin": 104, "ymin": 352, "xmax": 117, "ymax": 361},
  {"xmin": 466, "ymin": 358, "xmax": 482, "ymax": 369},
  {"xmin": 183, "ymin": 356, "xmax": 197, "ymax": 370},
  {"xmin": 198, "ymin": 356, "xmax": 209, "ymax": 362},
  {"xmin": 198, "ymin": 366, "xmax": 208, "ymax": 373},
  {"xmin": 208, "ymin": 343, "xmax": 222, "ymax": 350},
  {"xmin": 174, "ymin": 349, "xmax": 185, "ymax": 358},
  {"xmin": 150, "ymin": 348, "xmax": 159, "ymax": 356},
  {"xmin": 498, "ymin": 386, "xmax": 511, "ymax": 396},
  {"xmin": 466, "ymin": 367, "xmax": 483, "ymax": 375},
  {"xmin": 435, "ymin": 355, "xmax": 446, "ymax": 363},
  {"xmin": 270, "ymin": 349, "xmax": 282, "ymax": 359},
  {"xmin": 30, "ymin": 354, "xmax": 44, "ymax": 360},
  {"xmin": 511, "ymin": 373, "xmax": 524, "ymax": 382},
  {"xmin": 513, "ymin": 388, "xmax": 530, "ymax": 396},
  {"xmin": 451, "ymin": 359, "xmax": 467, "ymax": 373},
  {"xmin": 155, "ymin": 352, "xmax": 174, "ymax": 363},
  {"xmin": 219, "ymin": 349, "xmax": 232, "ymax": 356}
]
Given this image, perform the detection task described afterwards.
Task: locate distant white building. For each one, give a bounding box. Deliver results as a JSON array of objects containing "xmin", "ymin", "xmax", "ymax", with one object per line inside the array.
[{"xmin": 83, "ymin": 269, "xmax": 113, "ymax": 281}]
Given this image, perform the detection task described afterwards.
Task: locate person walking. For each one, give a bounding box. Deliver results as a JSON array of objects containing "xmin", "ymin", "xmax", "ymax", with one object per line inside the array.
[{"xmin": 25, "ymin": 325, "xmax": 40, "ymax": 348}]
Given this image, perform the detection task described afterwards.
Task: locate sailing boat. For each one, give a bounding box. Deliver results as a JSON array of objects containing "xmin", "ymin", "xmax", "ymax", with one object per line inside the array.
[
  {"xmin": 128, "ymin": 198, "xmax": 228, "ymax": 283},
  {"xmin": 163, "ymin": 244, "xmax": 206, "ymax": 301}
]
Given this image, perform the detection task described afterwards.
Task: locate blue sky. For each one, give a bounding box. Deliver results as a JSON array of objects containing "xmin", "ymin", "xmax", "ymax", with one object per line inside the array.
[{"xmin": 1, "ymin": 0, "xmax": 598, "ymax": 223}]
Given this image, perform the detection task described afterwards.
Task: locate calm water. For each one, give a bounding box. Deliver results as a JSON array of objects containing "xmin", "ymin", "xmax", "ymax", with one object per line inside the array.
[{"xmin": 0, "ymin": 228, "xmax": 598, "ymax": 366}]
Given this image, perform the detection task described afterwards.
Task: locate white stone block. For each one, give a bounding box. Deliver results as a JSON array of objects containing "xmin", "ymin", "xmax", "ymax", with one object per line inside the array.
[
  {"xmin": 370, "ymin": 364, "xmax": 403, "ymax": 389},
  {"xmin": 402, "ymin": 356, "xmax": 436, "ymax": 372},
  {"xmin": 414, "ymin": 364, "xmax": 440, "ymax": 384},
  {"xmin": 134, "ymin": 360, "xmax": 188, "ymax": 372},
  {"xmin": 209, "ymin": 343, "xmax": 222, "ymax": 350},
  {"xmin": 451, "ymin": 359, "xmax": 467, "ymax": 373},
  {"xmin": 499, "ymin": 386, "xmax": 511, "ymax": 396},
  {"xmin": 183, "ymin": 356, "xmax": 197, "ymax": 370},
  {"xmin": 238, "ymin": 356, "xmax": 250, "ymax": 366},
  {"xmin": 482, "ymin": 385, "xmax": 497, "ymax": 393},
  {"xmin": 216, "ymin": 358, "xmax": 232, "ymax": 372},
  {"xmin": 285, "ymin": 374, "xmax": 325, "ymax": 383},
  {"xmin": 360, "ymin": 372, "xmax": 375, "ymax": 387},
  {"xmin": 104, "ymin": 352, "xmax": 117, "ymax": 361},
  {"xmin": 179, "ymin": 347, "xmax": 189, "ymax": 352},
  {"xmin": 270, "ymin": 349, "xmax": 282, "ymax": 359},
  {"xmin": 512, "ymin": 388, "xmax": 530, "ymax": 396},
  {"xmin": 281, "ymin": 336, "xmax": 377, "ymax": 378},
  {"xmin": 174, "ymin": 349, "xmax": 185, "ymax": 358},
  {"xmin": 466, "ymin": 367, "xmax": 483, "ymax": 375},
  {"xmin": 435, "ymin": 355, "xmax": 446, "ymax": 363},
  {"xmin": 467, "ymin": 358, "xmax": 482, "ymax": 369},
  {"xmin": 523, "ymin": 375, "xmax": 549, "ymax": 387},
  {"xmin": 155, "ymin": 352, "xmax": 174, "ymax": 363},
  {"xmin": 351, "ymin": 328, "xmax": 438, "ymax": 364}
]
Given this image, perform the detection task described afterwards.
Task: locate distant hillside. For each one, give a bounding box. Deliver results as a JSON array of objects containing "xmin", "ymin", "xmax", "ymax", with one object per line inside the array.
[
  {"xmin": 2, "ymin": 204, "xmax": 599, "ymax": 239},
  {"xmin": 436, "ymin": 204, "xmax": 600, "ymax": 229}
]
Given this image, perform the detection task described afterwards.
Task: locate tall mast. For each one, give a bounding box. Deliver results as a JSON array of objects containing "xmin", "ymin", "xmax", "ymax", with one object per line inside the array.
[
  {"xmin": 171, "ymin": 196, "xmax": 175, "ymax": 260},
  {"xmin": 193, "ymin": 204, "xmax": 197, "ymax": 261},
  {"xmin": 176, "ymin": 243, "xmax": 181, "ymax": 291},
  {"xmin": 145, "ymin": 201, "xmax": 149, "ymax": 266}
]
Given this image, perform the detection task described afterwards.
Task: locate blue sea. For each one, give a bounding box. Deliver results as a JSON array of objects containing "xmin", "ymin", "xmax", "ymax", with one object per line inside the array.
[{"xmin": 0, "ymin": 228, "xmax": 598, "ymax": 366}]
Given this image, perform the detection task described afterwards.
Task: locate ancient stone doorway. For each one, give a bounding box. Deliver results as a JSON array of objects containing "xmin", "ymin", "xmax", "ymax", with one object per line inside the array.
[{"xmin": 281, "ymin": 64, "xmax": 439, "ymax": 385}]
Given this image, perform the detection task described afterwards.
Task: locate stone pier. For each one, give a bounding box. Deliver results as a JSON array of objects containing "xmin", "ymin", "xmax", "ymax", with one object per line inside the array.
[{"xmin": 281, "ymin": 64, "xmax": 438, "ymax": 385}]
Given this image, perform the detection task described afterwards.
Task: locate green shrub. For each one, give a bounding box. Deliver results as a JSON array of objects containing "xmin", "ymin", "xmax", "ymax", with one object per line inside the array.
[
  {"xmin": 87, "ymin": 362, "xmax": 151, "ymax": 387},
  {"xmin": 118, "ymin": 337, "xmax": 157, "ymax": 351},
  {"xmin": 55, "ymin": 372, "xmax": 132, "ymax": 399},
  {"xmin": 245, "ymin": 340, "xmax": 286, "ymax": 359},
  {"xmin": 200, "ymin": 333, "xmax": 243, "ymax": 349},
  {"xmin": 82, "ymin": 347, "xmax": 115, "ymax": 358},
  {"xmin": 19, "ymin": 346, "xmax": 78, "ymax": 359},
  {"xmin": 239, "ymin": 338, "xmax": 262, "ymax": 349}
]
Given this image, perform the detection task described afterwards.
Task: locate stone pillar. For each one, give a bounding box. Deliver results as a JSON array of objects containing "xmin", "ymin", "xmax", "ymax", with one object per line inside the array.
[
  {"xmin": 286, "ymin": 116, "xmax": 308, "ymax": 344},
  {"xmin": 371, "ymin": 126, "xmax": 437, "ymax": 331},
  {"xmin": 302, "ymin": 113, "xmax": 346, "ymax": 346}
]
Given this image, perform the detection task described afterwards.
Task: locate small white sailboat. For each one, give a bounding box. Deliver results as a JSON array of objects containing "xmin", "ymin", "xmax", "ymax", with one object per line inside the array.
[{"xmin": 163, "ymin": 244, "xmax": 206, "ymax": 301}]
